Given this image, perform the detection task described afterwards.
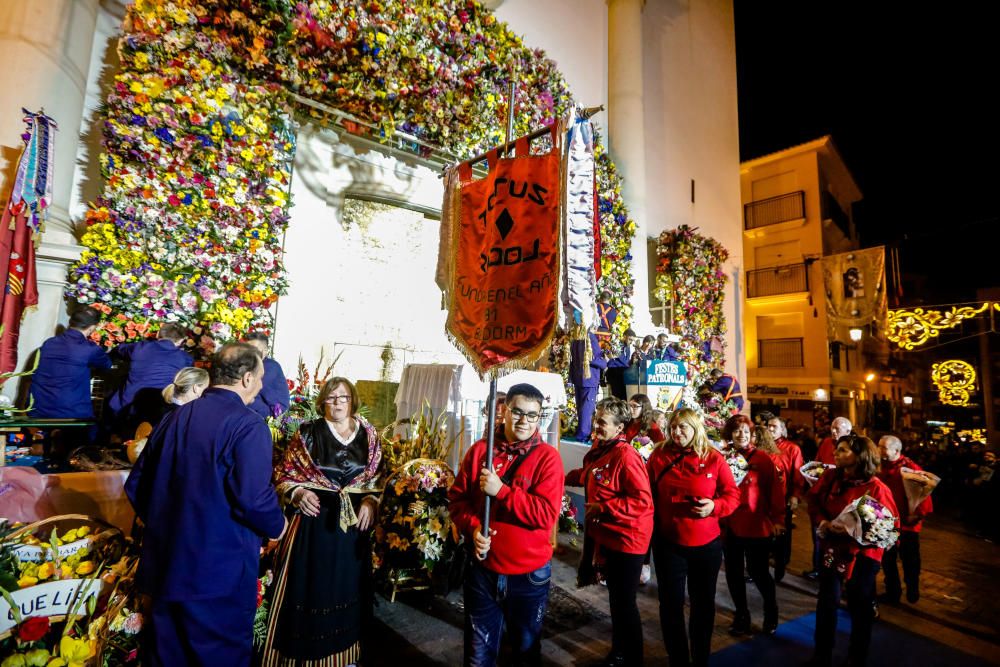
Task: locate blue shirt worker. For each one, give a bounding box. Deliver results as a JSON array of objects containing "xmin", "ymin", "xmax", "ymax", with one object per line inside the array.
[
  {"xmin": 708, "ymin": 368, "xmax": 744, "ymax": 411},
  {"xmin": 125, "ymin": 342, "xmax": 287, "ymax": 667},
  {"xmin": 244, "ymin": 331, "xmax": 290, "ymax": 419},
  {"xmin": 29, "ymin": 306, "xmax": 112, "ymax": 418},
  {"xmin": 109, "ymin": 322, "xmax": 193, "ymax": 416},
  {"xmin": 652, "ymin": 332, "xmax": 681, "ymax": 362},
  {"xmin": 570, "ymin": 330, "xmax": 607, "ymax": 442}
]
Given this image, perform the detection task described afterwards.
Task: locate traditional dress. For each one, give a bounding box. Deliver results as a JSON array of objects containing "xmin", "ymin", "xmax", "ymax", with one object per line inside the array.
[{"xmin": 262, "ymin": 416, "xmax": 382, "ymax": 667}]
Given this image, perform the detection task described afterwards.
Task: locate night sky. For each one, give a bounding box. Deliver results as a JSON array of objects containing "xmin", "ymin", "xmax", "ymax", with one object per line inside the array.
[{"xmin": 734, "ymin": 4, "xmax": 999, "ymax": 304}]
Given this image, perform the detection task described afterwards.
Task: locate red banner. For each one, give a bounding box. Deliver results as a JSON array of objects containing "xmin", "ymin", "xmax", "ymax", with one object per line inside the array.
[
  {"xmin": 446, "ymin": 131, "xmax": 560, "ymax": 375},
  {"xmin": 0, "ymin": 202, "xmax": 39, "ymax": 374}
]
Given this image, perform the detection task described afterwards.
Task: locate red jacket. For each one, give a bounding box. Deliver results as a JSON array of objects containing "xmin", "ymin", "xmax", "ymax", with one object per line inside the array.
[
  {"xmin": 877, "ymin": 456, "xmax": 933, "ymax": 533},
  {"xmin": 816, "ymin": 437, "xmax": 836, "ymax": 465},
  {"xmin": 624, "ymin": 420, "xmax": 665, "ymax": 444},
  {"xmin": 565, "ymin": 436, "xmax": 653, "ymax": 554},
  {"xmin": 724, "ymin": 448, "xmax": 785, "ymax": 539},
  {"xmin": 775, "ymin": 437, "xmax": 806, "ymax": 501},
  {"xmin": 647, "ymin": 445, "xmax": 740, "ymax": 547},
  {"xmin": 807, "ymin": 469, "xmax": 899, "ymax": 564},
  {"xmin": 448, "ymin": 435, "xmax": 564, "ymax": 575}
]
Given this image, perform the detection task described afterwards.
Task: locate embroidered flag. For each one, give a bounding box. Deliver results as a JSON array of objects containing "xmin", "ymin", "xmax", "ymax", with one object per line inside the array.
[{"xmin": 444, "ymin": 125, "xmax": 562, "ymax": 376}]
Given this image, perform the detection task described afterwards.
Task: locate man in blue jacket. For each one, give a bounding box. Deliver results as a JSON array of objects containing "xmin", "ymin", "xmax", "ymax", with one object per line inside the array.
[
  {"xmin": 570, "ymin": 330, "xmax": 607, "ymax": 442},
  {"xmin": 244, "ymin": 332, "xmax": 290, "ymax": 419},
  {"xmin": 109, "ymin": 322, "xmax": 192, "ymax": 419},
  {"xmin": 126, "ymin": 342, "xmax": 287, "ymax": 666},
  {"xmin": 29, "ymin": 306, "xmax": 112, "ymax": 419},
  {"xmin": 605, "ymin": 328, "xmax": 637, "ymax": 400}
]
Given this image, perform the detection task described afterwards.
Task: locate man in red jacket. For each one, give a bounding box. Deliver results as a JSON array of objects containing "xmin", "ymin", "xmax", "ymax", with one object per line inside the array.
[
  {"xmin": 815, "ymin": 416, "xmax": 852, "ymax": 465},
  {"xmin": 448, "ymin": 383, "xmax": 564, "ymax": 667},
  {"xmin": 766, "ymin": 416, "xmax": 804, "ymax": 582},
  {"xmin": 877, "ymin": 434, "xmax": 933, "ymax": 604}
]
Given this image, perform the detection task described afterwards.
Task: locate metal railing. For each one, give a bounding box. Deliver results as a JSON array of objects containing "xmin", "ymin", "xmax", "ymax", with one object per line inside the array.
[
  {"xmin": 758, "ymin": 337, "xmax": 804, "ymax": 367},
  {"xmin": 744, "ymin": 191, "xmax": 805, "ymax": 230},
  {"xmin": 746, "ymin": 262, "xmax": 809, "ymax": 298}
]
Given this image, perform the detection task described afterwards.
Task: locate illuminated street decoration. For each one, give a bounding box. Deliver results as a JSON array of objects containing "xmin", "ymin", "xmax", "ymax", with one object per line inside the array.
[
  {"xmin": 931, "ymin": 359, "xmax": 976, "ymax": 407},
  {"xmin": 886, "ymin": 302, "xmax": 992, "ymax": 349}
]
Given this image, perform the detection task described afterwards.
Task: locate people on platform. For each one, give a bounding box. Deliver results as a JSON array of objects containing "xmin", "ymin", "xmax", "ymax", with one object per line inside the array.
[
  {"xmin": 605, "ymin": 328, "xmax": 637, "ymax": 400},
  {"xmin": 264, "ymin": 376, "xmax": 384, "ymax": 665},
  {"xmin": 125, "ymin": 342, "xmax": 287, "ymax": 667},
  {"xmin": 806, "ymin": 434, "xmax": 899, "ymax": 667},
  {"xmin": 648, "ymin": 407, "xmax": 740, "ymax": 667},
  {"xmin": 243, "ymin": 331, "xmax": 291, "ymax": 419},
  {"xmin": 651, "ymin": 332, "xmax": 681, "ymax": 362},
  {"xmin": 721, "ymin": 416, "xmax": 785, "ymax": 636},
  {"xmin": 565, "ymin": 397, "xmax": 653, "ymax": 667},
  {"xmin": 706, "ymin": 368, "xmax": 744, "ymax": 412},
  {"xmin": 815, "ymin": 416, "xmax": 852, "ymax": 465},
  {"xmin": 448, "ymin": 383, "xmax": 564, "ymax": 667},
  {"xmin": 623, "ymin": 335, "xmax": 655, "ymax": 397},
  {"xmin": 625, "ymin": 393, "xmax": 666, "ymax": 444},
  {"xmin": 877, "ymin": 434, "xmax": 933, "ymax": 604},
  {"xmin": 767, "ymin": 416, "xmax": 806, "ymax": 582},
  {"xmin": 570, "ymin": 330, "xmax": 607, "ymax": 442},
  {"xmin": 29, "ymin": 306, "xmax": 112, "ymax": 419},
  {"xmin": 109, "ymin": 322, "xmax": 192, "ymax": 429}
]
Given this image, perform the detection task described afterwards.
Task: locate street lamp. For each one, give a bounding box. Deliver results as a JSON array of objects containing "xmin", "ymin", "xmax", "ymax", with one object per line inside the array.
[
  {"xmin": 865, "ymin": 372, "xmax": 876, "ymax": 382},
  {"xmin": 849, "ymin": 327, "xmax": 864, "ymax": 342},
  {"xmin": 903, "ymin": 395, "xmax": 913, "ymax": 405}
]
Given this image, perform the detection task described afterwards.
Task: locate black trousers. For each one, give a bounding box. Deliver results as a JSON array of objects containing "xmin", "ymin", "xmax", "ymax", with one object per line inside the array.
[
  {"xmin": 814, "ymin": 556, "xmax": 880, "ymax": 666},
  {"xmin": 603, "ymin": 548, "xmax": 646, "ymax": 665},
  {"xmin": 724, "ymin": 534, "xmax": 777, "ymax": 619},
  {"xmin": 882, "ymin": 531, "xmax": 921, "ymax": 599},
  {"xmin": 653, "ymin": 536, "xmax": 723, "ymax": 667},
  {"xmin": 774, "ymin": 505, "xmax": 794, "ymax": 577}
]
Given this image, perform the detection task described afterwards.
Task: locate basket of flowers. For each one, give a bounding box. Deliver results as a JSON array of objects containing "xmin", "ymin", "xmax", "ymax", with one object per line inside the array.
[
  {"xmin": 374, "ymin": 458, "xmax": 460, "ymax": 600},
  {"xmin": 0, "ymin": 516, "xmax": 140, "ymax": 666}
]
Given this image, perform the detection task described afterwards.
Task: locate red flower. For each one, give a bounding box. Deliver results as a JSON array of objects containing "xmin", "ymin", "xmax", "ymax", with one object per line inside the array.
[{"xmin": 17, "ymin": 616, "xmax": 50, "ymax": 642}]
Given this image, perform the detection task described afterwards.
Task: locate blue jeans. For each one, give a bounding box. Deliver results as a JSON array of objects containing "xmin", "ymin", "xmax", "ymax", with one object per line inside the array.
[{"xmin": 463, "ymin": 559, "xmax": 552, "ymax": 667}]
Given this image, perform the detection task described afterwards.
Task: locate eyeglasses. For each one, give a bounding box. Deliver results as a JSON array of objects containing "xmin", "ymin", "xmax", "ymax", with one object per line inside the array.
[
  {"xmin": 628, "ymin": 403, "xmax": 642, "ymax": 410},
  {"xmin": 325, "ymin": 395, "xmax": 351, "ymax": 405},
  {"xmin": 510, "ymin": 408, "xmax": 541, "ymax": 423}
]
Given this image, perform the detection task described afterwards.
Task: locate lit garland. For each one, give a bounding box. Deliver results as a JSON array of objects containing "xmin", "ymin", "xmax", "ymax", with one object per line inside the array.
[
  {"xmin": 931, "ymin": 359, "xmax": 976, "ymax": 407},
  {"xmin": 653, "ymin": 225, "xmax": 729, "ymax": 390},
  {"xmin": 68, "ymin": 0, "xmax": 635, "ymax": 357},
  {"xmin": 887, "ymin": 302, "xmax": 995, "ymax": 350}
]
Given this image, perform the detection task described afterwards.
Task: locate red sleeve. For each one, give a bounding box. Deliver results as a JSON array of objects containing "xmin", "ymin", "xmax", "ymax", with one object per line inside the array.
[
  {"xmin": 600, "ymin": 449, "xmax": 653, "ymax": 526},
  {"xmin": 711, "ymin": 453, "xmax": 741, "ymax": 518},
  {"xmin": 447, "ymin": 443, "xmax": 483, "ymax": 538},
  {"xmin": 787, "ymin": 442, "xmax": 806, "ymax": 500},
  {"xmin": 565, "ymin": 468, "xmax": 584, "ymax": 488},
  {"xmin": 494, "ymin": 448, "xmax": 564, "ymax": 531},
  {"xmin": 807, "ymin": 472, "xmax": 834, "ymax": 524},
  {"xmin": 649, "ymin": 423, "xmax": 666, "ymax": 443}
]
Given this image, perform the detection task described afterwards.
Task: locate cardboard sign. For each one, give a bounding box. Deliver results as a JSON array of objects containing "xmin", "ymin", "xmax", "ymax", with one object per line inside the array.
[
  {"xmin": 445, "ymin": 131, "xmax": 560, "ymax": 375},
  {"xmin": 0, "ymin": 579, "xmax": 104, "ymax": 635},
  {"xmin": 645, "ymin": 359, "xmax": 688, "ymax": 412}
]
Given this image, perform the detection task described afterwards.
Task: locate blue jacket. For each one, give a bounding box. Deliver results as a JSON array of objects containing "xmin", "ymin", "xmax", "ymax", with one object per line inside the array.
[
  {"xmin": 110, "ymin": 339, "xmax": 193, "ymax": 413},
  {"xmin": 29, "ymin": 329, "xmax": 112, "ymax": 418},
  {"xmin": 125, "ymin": 387, "xmax": 285, "ymax": 600},
  {"xmin": 570, "ymin": 332, "xmax": 607, "ymax": 388},
  {"xmin": 606, "ymin": 342, "xmax": 633, "ymax": 369},
  {"xmin": 249, "ymin": 357, "xmax": 290, "ymax": 418}
]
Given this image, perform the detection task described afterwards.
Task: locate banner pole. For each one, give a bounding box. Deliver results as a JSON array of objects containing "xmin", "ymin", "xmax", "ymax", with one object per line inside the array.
[{"xmin": 480, "ymin": 69, "xmax": 518, "ymax": 554}]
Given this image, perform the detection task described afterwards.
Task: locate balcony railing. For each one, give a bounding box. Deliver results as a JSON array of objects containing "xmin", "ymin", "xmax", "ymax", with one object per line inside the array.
[
  {"xmin": 746, "ymin": 262, "xmax": 809, "ymax": 298},
  {"xmin": 758, "ymin": 337, "xmax": 804, "ymax": 368},
  {"xmin": 744, "ymin": 191, "xmax": 805, "ymax": 230}
]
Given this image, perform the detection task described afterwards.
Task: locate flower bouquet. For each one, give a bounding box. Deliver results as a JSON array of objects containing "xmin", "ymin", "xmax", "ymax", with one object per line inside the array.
[
  {"xmin": 800, "ymin": 461, "xmax": 836, "ymax": 485},
  {"xmin": 252, "ymin": 570, "xmax": 273, "ymax": 648},
  {"xmin": 631, "ymin": 435, "xmax": 655, "ymax": 462},
  {"xmin": 374, "ymin": 458, "xmax": 460, "ymax": 598},
  {"xmin": 724, "ymin": 450, "xmax": 750, "ymax": 486},
  {"xmin": 900, "ymin": 467, "xmax": 940, "ymax": 515},
  {"xmin": 827, "ymin": 494, "xmax": 899, "ymax": 550},
  {"xmin": 558, "ymin": 494, "xmax": 581, "ymax": 536}
]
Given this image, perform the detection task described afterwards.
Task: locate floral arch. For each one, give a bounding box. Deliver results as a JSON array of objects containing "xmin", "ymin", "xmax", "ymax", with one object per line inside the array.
[{"xmin": 68, "ymin": 0, "xmax": 636, "ymax": 357}]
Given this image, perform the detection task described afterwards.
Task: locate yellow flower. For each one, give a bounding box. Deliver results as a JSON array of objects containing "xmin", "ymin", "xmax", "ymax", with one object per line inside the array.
[
  {"xmin": 17, "ymin": 575, "xmax": 38, "ymax": 588},
  {"xmin": 57, "ymin": 636, "xmax": 94, "ymax": 667},
  {"xmin": 36, "ymin": 562, "xmax": 56, "ymax": 580},
  {"xmin": 60, "ymin": 563, "xmax": 73, "ymax": 578},
  {"xmin": 75, "ymin": 561, "xmax": 96, "ymax": 576},
  {"xmin": 76, "ymin": 526, "xmax": 91, "ymax": 537}
]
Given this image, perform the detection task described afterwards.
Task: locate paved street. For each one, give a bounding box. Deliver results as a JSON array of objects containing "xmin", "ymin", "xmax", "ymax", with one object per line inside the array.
[{"xmin": 370, "ymin": 506, "xmax": 1000, "ymax": 665}]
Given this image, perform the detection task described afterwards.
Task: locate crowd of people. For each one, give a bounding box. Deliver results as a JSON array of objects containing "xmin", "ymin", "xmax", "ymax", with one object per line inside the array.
[{"xmin": 13, "ymin": 305, "xmax": 955, "ymax": 667}]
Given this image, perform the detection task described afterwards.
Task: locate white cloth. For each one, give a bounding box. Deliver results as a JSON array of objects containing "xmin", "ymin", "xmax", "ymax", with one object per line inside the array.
[{"xmin": 561, "ymin": 113, "xmax": 598, "ymax": 330}]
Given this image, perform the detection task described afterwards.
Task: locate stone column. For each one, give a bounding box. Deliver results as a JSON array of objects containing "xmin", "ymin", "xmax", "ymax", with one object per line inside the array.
[
  {"xmin": 0, "ymin": 0, "xmax": 101, "ymax": 392},
  {"xmin": 607, "ymin": 0, "xmax": 654, "ymax": 331}
]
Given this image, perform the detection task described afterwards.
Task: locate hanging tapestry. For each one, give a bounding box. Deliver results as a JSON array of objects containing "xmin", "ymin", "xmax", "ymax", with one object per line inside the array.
[
  {"xmin": 821, "ymin": 246, "xmax": 887, "ymax": 339},
  {"xmin": 444, "ymin": 124, "xmax": 563, "ymax": 376}
]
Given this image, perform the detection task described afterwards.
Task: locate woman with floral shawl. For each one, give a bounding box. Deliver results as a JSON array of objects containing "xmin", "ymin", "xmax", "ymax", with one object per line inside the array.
[{"xmin": 261, "ymin": 377, "xmax": 383, "ymax": 667}]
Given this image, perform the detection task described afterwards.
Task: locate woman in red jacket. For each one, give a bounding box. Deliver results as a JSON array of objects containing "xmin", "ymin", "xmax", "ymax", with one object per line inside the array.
[
  {"xmin": 648, "ymin": 407, "xmax": 740, "ymax": 667},
  {"xmin": 566, "ymin": 397, "xmax": 653, "ymax": 667},
  {"xmin": 806, "ymin": 434, "xmax": 900, "ymax": 667},
  {"xmin": 624, "ymin": 393, "xmax": 666, "ymax": 443},
  {"xmin": 721, "ymin": 416, "xmax": 786, "ymax": 636}
]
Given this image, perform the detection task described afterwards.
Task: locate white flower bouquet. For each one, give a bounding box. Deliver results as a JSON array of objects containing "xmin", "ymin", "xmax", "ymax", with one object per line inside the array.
[
  {"xmin": 900, "ymin": 467, "xmax": 940, "ymax": 515},
  {"xmin": 631, "ymin": 435, "xmax": 655, "ymax": 462},
  {"xmin": 724, "ymin": 450, "xmax": 750, "ymax": 486},
  {"xmin": 829, "ymin": 494, "xmax": 899, "ymax": 549},
  {"xmin": 800, "ymin": 461, "xmax": 836, "ymax": 485}
]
